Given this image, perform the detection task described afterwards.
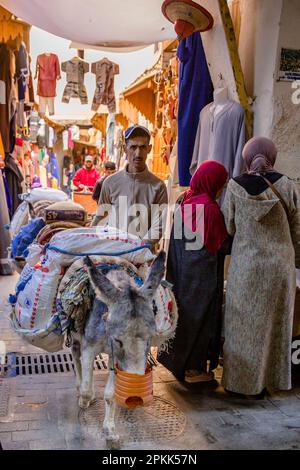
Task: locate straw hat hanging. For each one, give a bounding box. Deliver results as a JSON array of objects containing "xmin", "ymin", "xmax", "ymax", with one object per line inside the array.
[{"xmin": 162, "ymin": 0, "xmax": 214, "ymax": 40}]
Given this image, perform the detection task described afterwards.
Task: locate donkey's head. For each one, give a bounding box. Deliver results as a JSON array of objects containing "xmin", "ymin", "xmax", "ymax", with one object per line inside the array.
[{"xmin": 84, "ymin": 252, "xmax": 166, "ymax": 375}]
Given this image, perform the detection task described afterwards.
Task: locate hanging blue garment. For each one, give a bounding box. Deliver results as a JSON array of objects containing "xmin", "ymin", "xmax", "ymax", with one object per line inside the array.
[
  {"xmin": 48, "ymin": 152, "xmax": 60, "ymax": 185},
  {"xmin": 177, "ymin": 33, "xmax": 213, "ymax": 187}
]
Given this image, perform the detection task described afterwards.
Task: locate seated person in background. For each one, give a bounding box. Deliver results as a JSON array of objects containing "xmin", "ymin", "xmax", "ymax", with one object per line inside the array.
[
  {"xmin": 72, "ymin": 155, "xmax": 100, "ymax": 192},
  {"xmin": 92, "ymin": 161, "xmax": 116, "ymax": 201}
]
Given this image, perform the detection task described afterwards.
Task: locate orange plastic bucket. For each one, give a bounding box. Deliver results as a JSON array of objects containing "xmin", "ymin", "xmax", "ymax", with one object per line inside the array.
[{"xmin": 115, "ymin": 366, "xmax": 153, "ymax": 408}]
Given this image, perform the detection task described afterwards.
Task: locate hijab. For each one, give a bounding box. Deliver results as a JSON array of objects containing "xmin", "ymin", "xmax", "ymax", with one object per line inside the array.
[
  {"xmin": 242, "ymin": 137, "xmax": 277, "ymax": 174},
  {"xmin": 181, "ymin": 160, "xmax": 228, "ymax": 254}
]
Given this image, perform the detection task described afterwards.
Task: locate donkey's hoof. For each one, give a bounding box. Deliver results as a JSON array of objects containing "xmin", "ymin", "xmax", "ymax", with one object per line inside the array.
[
  {"xmin": 106, "ymin": 436, "xmax": 120, "ymax": 450},
  {"xmin": 78, "ymin": 394, "xmax": 93, "ymax": 409}
]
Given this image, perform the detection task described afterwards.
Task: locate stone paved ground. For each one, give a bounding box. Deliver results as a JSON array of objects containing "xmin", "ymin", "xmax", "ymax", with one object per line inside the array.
[{"xmin": 1, "ymin": 273, "xmax": 300, "ymax": 450}]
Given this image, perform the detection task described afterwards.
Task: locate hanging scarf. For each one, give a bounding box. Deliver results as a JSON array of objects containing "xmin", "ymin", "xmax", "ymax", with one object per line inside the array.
[{"xmin": 181, "ymin": 160, "xmax": 228, "ymax": 254}]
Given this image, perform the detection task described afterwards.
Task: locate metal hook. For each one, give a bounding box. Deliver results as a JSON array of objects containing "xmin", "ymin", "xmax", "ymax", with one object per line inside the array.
[{"xmin": 218, "ymin": 73, "xmax": 225, "ymax": 87}]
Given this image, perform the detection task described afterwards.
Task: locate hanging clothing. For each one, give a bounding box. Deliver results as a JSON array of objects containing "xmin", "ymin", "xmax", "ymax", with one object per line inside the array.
[
  {"xmin": 61, "ymin": 57, "xmax": 89, "ymax": 104},
  {"xmin": 39, "ymin": 163, "xmax": 47, "ymax": 187},
  {"xmin": 91, "ymin": 58, "xmax": 119, "ymax": 112},
  {"xmin": 38, "ymin": 148, "xmax": 45, "ymax": 165},
  {"xmin": 30, "ymin": 148, "xmax": 39, "ymax": 175},
  {"xmin": 95, "ymin": 130, "xmax": 102, "ymax": 150},
  {"xmin": 62, "ymin": 130, "xmax": 69, "ymax": 151},
  {"xmin": 47, "ymin": 152, "xmax": 60, "ymax": 185},
  {"xmin": 16, "ymin": 42, "xmax": 29, "ymax": 101},
  {"xmin": 0, "ymin": 133, "xmax": 4, "ymax": 159},
  {"xmin": 177, "ymin": 32, "xmax": 213, "ymax": 187},
  {"xmin": 68, "ymin": 128, "xmax": 74, "ymax": 149},
  {"xmin": 114, "ymin": 125, "xmax": 123, "ymax": 169},
  {"xmin": 45, "ymin": 125, "xmax": 56, "ymax": 148},
  {"xmin": 29, "ymin": 111, "xmax": 40, "ymax": 142},
  {"xmin": 35, "ymin": 53, "xmax": 61, "ymax": 97},
  {"xmin": 39, "ymin": 96, "xmax": 55, "ymax": 115},
  {"xmin": 4, "ymin": 153, "xmax": 24, "ymax": 215},
  {"xmin": 106, "ymin": 113, "xmax": 115, "ymax": 158},
  {"xmin": 190, "ymin": 100, "xmax": 245, "ymax": 179},
  {"xmin": 222, "ymin": 176, "xmax": 300, "ymax": 394},
  {"xmin": 100, "ymin": 146, "xmax": 106, "ymax": 162},
  {"xmin": 16, "ymin": 101, "xmax": 26, "ymax": 128},
  {"xmin": 27, "ymin": 57, "xmax": 35, "ymax": 104},
  {"xmin": 23, "ymin": 158, "xmax": 34, "ymax": 180},
  {"xmin": 2, "ymin": 168, "xmax": 12, "ymax": 218},
  {"xmin": 37, "ymin": 119, "xmax": 46, "ymax": 148},
  {"xmin": 70, "ymin": 125, "xmax": 80, "ymax": 141},
  {"xmin": 0, "ymin": 44, "xmax": 15, "ymax": 154},
  {"xmin": 0, "ymin": 169, "xmax": 12, "ymax": 274}
]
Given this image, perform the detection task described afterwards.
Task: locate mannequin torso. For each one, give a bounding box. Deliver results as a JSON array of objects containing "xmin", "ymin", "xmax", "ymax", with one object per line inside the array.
[{"xmin": 210, "ymin": 87, "xmax": 229, "ymax": 117}]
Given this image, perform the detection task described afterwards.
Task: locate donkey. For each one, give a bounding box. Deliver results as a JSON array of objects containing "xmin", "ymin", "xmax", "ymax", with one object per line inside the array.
[{"xmin": 70, "ymin": 251, "xmax": 166, "ymax": 448}]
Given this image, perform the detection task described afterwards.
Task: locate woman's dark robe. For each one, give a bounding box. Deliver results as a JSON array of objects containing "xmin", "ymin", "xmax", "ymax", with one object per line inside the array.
[{"xmin": 158, "ymin": 226, "xmax": 230, "ymax": 381}]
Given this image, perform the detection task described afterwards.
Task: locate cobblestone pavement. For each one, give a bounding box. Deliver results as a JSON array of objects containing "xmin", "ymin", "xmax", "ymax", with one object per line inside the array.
[{"xmin": 1, "ymin": 274, "xmax": 300, "ymax": 450}]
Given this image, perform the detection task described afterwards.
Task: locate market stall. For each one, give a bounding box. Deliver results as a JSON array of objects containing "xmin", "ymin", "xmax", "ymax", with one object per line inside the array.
[
  {"xmin": 119, "ymin": 40, "xmax": 179, "ymax": 182},
  {"xmin": 0, "ymin": 6, "xmax": 32, "ymax": 274}
]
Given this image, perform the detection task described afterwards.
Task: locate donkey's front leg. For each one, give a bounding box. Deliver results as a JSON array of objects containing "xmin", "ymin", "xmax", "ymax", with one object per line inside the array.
[
  {"xmin": 103, "ymin": 364, "xmax": 119, "ymax": 449},
  {"xmin": 79, "ymin": 342, "xmax": 96, "ymax": 409},
  {"xmin": 71, "ymin": 339, "xmax": 82, "ymax": 394}
]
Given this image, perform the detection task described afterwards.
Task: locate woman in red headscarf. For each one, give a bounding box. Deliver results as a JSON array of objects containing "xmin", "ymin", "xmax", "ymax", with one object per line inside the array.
[
  {"xmin": 158, "ymin": 160, "xmax": 231, "ymax": 383},
  {"xmin": 222, "ymin": 136, "xmax": 300, "ymax": 397}
]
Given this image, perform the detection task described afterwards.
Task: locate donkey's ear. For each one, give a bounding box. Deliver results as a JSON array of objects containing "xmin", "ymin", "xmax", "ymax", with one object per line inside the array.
[
  {"xmin": 139, "ymin": 251, "xmax": 166, "ymax": 299},
  {"xmin": 84, "ymin": 256, "xmax": 120, "ymax": 304}
]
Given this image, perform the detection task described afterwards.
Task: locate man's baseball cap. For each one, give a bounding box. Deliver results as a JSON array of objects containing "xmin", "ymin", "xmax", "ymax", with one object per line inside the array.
[
  {"xmin": 124, "ymin": 125, "xmax": 151, "ymax": 141},
  {"xmin": 85, "ymin": 155, "xmax": 94, "ymax": 162}
]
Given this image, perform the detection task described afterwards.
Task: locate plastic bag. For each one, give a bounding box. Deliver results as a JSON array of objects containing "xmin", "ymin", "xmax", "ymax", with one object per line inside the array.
[
  {"xmin": 20, "ymin": 188, "xmax": 68, "ymax": 204},
  {"xmin": 9, "ymin": 201, "xmax": 29, "ymax": 239},
  {"xmin": 14, "ymin": 262, "xmax": 63, "ymax": 330}
]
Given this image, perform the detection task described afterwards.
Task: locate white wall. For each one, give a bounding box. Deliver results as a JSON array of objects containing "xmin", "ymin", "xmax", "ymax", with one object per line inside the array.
[
  {"xmin": 235, "ymin": 0, "xmax": 300, "ymax": 180},
  {"xmin": 251, "ymin": 0, "xmax": 283, "ymax": 139},
  {"xmin": 271, "ymin": 0, "xmax": 300, "ymax": 179}
]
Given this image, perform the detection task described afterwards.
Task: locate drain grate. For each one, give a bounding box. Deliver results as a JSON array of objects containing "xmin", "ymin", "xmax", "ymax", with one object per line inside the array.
[
  {"xmin": 0, "ymin": 352, "xmax": 108, "ymax": 378},
  {"xmin": 79, "ymin": 396, "xmax": 187, "ymax": 445},
  {"xmin": 0, "ymin": 380, "xmax": 10, "ymax": 418}
]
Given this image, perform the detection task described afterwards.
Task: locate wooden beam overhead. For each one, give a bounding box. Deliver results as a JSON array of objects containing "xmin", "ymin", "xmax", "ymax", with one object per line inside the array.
[{"xmin": 218, "ymin": 0, "xmax": 253, "ymax": 138}]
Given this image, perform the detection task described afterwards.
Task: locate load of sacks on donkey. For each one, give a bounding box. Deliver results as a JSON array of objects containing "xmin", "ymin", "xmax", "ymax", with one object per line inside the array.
[
  {"xmin": 9, "ymin": 187, "xmax": 90, "ymax": 274},
  {"xmin": 9, "ymin": 225, "xmax": 178, "ymax": 353}
]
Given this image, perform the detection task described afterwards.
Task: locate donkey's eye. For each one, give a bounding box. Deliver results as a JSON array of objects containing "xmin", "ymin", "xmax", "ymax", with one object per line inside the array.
[{"xmin": 114, "ymin": 339, "xmax": 123, "ymax": 348}]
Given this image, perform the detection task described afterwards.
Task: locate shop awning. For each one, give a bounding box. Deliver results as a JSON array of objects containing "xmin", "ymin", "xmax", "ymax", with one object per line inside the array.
[
  {"xmin": 121, "ymin": 70, "xmax": 157, "ymax": 124},
  {"xmin": 91, "ymin": 113, "xmax": 108, "ymax": 136},
  {"xmin": 0, "ymin": 0, "xmax": 176, "ymax": 51}
]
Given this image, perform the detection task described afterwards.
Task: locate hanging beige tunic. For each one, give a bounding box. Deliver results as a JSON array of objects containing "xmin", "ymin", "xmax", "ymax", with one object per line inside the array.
[{"xmin": 222, "ymin": 177, "xmax": 300, "ymax": 394}]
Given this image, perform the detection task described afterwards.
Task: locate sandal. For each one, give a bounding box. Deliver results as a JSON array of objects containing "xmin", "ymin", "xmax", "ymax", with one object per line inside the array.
[{"xmin": 185, "ymin": 370, "xmax": 215, "ymax": 383}]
